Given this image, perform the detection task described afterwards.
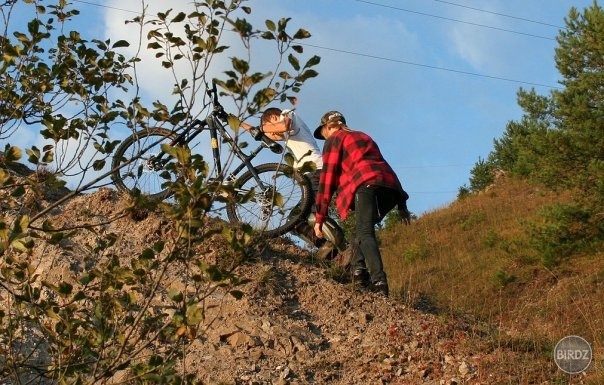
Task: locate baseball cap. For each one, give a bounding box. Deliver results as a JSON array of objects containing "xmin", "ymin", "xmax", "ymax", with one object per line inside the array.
[{"xmin": 313, "ymin": 111, "xmax": 346, "ymax": 140}]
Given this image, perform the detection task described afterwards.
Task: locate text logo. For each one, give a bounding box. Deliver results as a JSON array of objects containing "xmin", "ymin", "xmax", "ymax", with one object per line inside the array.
[{"xmin": 553, "ymin": 336, "xmax": 592, "ymax": 374}]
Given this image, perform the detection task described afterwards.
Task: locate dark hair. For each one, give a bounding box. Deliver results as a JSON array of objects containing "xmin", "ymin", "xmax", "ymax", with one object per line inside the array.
[{"xmin": 261, "ymin": 108, "xmax": 282, "ymax": 124}]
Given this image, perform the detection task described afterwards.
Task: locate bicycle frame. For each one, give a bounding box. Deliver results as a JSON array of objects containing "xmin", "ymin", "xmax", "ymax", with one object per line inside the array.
[
  {"xmin": 149, "ymin": 114, "xmax": 285, "ymax": 190},
  {"xmin": 111, "ymin": 82, "xmax": 313, "ymax": 237}
]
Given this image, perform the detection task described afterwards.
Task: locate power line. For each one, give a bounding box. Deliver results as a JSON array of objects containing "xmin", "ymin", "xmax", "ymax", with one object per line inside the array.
[
  {"xmin": 433, "ymin": 0, "xmax": 567, "ymax": 30},
  {"xmin": 72, "ymin": 0, "xmax": 139, "ymax": 14},
  {"xmin": 354, "ymin": 0, "xmax": 556, "ymax": 41},
  {"xmin": 301, "ymin": 43, "xmax": 562, "ymax": 90},
  {"xmin": 71, "ymin": 0, "xmax": 563, "ymax": 90}
]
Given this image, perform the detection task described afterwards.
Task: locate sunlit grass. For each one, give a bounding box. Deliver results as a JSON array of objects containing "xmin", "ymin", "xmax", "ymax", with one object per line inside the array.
[{"xmin": 380, "ymin": 176, "xmax": 603, "ymax": 382}]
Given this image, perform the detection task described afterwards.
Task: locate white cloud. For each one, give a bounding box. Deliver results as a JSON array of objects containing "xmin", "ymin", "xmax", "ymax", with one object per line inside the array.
[{"xmin": 445, "ymin": 7, "xmax": 510, "ymax": 72}]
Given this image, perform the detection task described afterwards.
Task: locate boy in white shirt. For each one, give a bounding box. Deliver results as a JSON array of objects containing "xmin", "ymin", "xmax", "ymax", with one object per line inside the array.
[{"xmin": 241, "ymin": 108, "xmax": 346, "ymax": 258}]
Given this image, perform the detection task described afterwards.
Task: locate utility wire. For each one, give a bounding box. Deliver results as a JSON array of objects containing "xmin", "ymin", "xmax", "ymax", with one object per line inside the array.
[
  {"xmin": 433, "ymin": 0, "xmax": 567, "ymax": 30},
  {"xmin": 354, "ymin": 0, "xmax": 556, "ymax": 41},
  {"xmin": 70, "ymin": 0, "xmax": 563, "ymax": 89},
  {"xmin": 72, "ymin": 0, "xmax": 139, "ymax": 14},
  {"xmin": 301, "ymin": 43, "xmax": 562, "ymax": 90}
]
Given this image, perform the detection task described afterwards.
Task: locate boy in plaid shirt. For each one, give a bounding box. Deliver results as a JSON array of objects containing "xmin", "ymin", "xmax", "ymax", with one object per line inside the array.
[{"xmin": 313, "ymin": 111, "xmax": 410, "ymax": 296}]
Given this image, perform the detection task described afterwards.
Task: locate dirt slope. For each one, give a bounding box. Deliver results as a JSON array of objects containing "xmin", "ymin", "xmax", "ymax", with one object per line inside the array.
[{"xmin": 2, "ymin": 181, "xmax": 575, "ymax": 384}]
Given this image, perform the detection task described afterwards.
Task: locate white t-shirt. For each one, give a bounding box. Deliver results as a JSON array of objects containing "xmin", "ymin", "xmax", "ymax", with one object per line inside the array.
[{"xmin": 282, "ymin": 110, "xmax": 323, "ymax": 170}]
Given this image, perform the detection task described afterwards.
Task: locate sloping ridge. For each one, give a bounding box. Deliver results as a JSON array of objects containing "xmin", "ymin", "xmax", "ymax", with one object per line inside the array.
[{"xmin": 1, "ymin": 166, "xmax": 568, "ymax": 383}]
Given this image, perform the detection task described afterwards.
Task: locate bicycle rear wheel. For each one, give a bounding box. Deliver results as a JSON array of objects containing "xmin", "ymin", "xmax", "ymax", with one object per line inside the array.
[
  {"xmin": 111, "ymin": 128, "xmax": 181, "ymax": 200},
  {"xmin": 226, "ymin": 163, "xmax": 312, "ymax": 238}
]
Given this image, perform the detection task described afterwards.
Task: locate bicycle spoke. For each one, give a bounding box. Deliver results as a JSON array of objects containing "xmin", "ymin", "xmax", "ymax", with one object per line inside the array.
[
  {"xmin": 226, "ymin": 163, "xmax": 311, "ymax": 238},
  {"xmin": 111, "ymin": 128, "xmax": 179, "ymax": 200}
]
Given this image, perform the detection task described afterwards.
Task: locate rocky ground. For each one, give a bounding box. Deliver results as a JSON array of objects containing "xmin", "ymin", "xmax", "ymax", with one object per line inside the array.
[{"xmin": 1, "ymin": 168, "xmax": 584, "ymax": 384}]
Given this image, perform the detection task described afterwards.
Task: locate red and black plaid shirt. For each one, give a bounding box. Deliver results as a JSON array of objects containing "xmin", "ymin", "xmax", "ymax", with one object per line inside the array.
[{"xmin": 314, "ymin": 129, "xmax": 406, "ymax": 224}]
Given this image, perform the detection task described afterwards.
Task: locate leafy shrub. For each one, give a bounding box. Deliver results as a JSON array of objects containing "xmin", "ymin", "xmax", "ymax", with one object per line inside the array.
[
  {"xmin": 468, "ymin": 157, "xmax": 495, "ymax": 193},
  {"xmin": 481, "ymin": 229, "xmax": 501, "ymax": 248},
  {"xmin": 457, "ymin": 185, "xmax": 471, "ymax": 199},
  {"xmin": 493, "ymin": 268, "xmax": 516, "ymax": 288},
  {"xmin": 401, "ymin": 244, "xmax": 430, "ymax": 263},
  {"xmin": 460, "ymin": 212, "xmax": 487, "ymax": 231},
  {"xmin": 527, "ymin": 203, "xmax": 598, "ymax": 267}
]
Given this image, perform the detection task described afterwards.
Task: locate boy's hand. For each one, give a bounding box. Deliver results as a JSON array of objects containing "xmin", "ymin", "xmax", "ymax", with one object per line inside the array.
[
  {"xmin": 249, "ymin": 126, "xmax": 263, "ymax": 140},
  {"xmin": 314, "ymin": 222, "xmax": 324, "ymax": 238}
]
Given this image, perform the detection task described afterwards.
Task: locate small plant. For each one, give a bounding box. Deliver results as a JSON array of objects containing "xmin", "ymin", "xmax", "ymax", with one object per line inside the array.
[
  {"xmin": 460, "ymin": 212, "xmax": 487, "ymax": 231},
  {"xmin": 527, "ymin": 203, "xmax": 597, "ymax": 267},
  {"xmin": 493, "ymin": 268, "xmax": 516, "ymax": 288},
  {"xmin": 457, "ymin": 185, "xmax": 471, "ymax": 199},
  {"xmin": 482, "ymin": 229, "xmax": 501, "ymax": 248},
  {"xmin": 255, "ymin": 266, "xmax": 282, "ymax": 297},
  {"xmin": 402, "ymin": 244, "xmax": 430, "ymax": 263}
]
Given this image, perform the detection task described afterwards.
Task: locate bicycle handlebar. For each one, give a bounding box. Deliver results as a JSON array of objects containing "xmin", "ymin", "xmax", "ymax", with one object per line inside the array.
[{"xmin": 261, "ymin": 135, "xmax": 284, "ymax": 154}]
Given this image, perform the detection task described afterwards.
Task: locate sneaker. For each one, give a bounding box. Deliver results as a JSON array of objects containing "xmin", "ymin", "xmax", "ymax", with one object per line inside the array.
[
  {"xmin": 352, "ymin": 268, "xmax": 370, "ymax": 288},
  {"xmin": 371, "ymin": 280, "xmax": 389, "ymax": 296}
]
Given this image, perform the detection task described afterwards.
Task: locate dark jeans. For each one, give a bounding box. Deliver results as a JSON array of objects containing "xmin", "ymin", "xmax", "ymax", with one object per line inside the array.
[
  {"xmin": 352, "ymin": 185, "xmax": 400, "ymax": 283},
  {"xmin": 306, "ymin": 169, "xmax": 321, "ymax": 204}
]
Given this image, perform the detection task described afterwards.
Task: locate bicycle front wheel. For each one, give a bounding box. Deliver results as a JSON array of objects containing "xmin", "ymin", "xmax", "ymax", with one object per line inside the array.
[
  {"xmin": 111, "ymin": 128, "xmax": 181, "ymax": 200},
  {"xmin": 226, "ymin": 163, "xmax": 312, "ymax": 238}
]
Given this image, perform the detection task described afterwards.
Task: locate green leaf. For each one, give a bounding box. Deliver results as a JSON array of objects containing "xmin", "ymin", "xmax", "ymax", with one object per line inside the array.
[
  {"xmin": 265, "ymin": 20, "xmax": 276, "ymax": 31},
  {"xmin": 171, "ymin": 12, "xmax": 186, "ymax": 23},
  {"xmin": 26, "ymin": 146, "xmax": 40, "ymax": 162},
  {"xmin": 273, "ymin": 192, "xmax": 284, "ymax": 208},
  {"xmin": 261, "ymin": 31, "xmax": 275, "ymax": 40},
  {"xmin": 305, "ymin": 55, "xmax": 321, "ymax": 68},
  {"xmin": 299, "ymin": 69, "xmax": 318, "ymax": 80},
  {"xmin": 153, "ymin": 241, "xmax": 165, "ymax": 252},
  {"xmin": 293, "ymin": 28, "xmax": 311, "ymax": 39},
  {"xmin": 284, "ymin": 152, "xmax": 295, "ymax": 166},
  {"xmin": 186, "ymin": 304, "xmax": 204, "ymax": 325},
  {"xmin": 232, "ymin": 57, "xmax": 249, "ymax": 74},
  {"xmin": 3, "ymin": 145, "xmax": 22, "ymax": 163},
  {"xmin": 48, "ymin": 232, "xmax": 65, "ymax": 245},
  {"xmin": 58, "ymin": 282, "xmax": 73, "ymax": 296},
  {"xmin": 112, "ymin": 40, "xmax": 130, "ymax": 48},
  {"xmin": 140, "ymin": 248, "xmax": 155, "ymax": 260},
  {"xmin": 79, "ymin": 272, "xmax": 97, "ymax": 285},
  {"xmin": 287, "ymin": 54, "xmax": 300, "ymax": 71},
  {"xmin": 92, "ymin": 159, "xmax": 105, "ymax": 171},
  {"xmin": 168, "ymin": 289, "xmax": 183, "ymax": 302},
  {"xmin": 42, "ymin": 150, "xmax": 54, "ymax": 163},
  {"xmin": 46, "ymin": 307, "xmax": 60, "ymax": 319}
]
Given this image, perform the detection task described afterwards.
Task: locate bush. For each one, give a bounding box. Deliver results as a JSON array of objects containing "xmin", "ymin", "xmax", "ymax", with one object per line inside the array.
[{"xmin": 527, "ymin": 203, "xmax": 598, "ymax": 267}]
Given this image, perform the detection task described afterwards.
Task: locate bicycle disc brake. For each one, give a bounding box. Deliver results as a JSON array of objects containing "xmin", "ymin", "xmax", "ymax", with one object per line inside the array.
[{"xmin": 256, "ymin": 187, "xmax": 276, "ymax": 222}]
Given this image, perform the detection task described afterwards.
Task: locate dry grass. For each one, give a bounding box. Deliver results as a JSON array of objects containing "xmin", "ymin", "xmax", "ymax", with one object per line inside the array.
[{"xmin": 381, "ymin": 176, "xmax": 603, "ymax": 383}]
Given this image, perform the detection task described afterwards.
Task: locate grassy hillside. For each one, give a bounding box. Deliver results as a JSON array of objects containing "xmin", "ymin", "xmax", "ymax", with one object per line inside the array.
[{"xmin": 381, "ymin": 175, "xmax": 603, "ymax": 382}]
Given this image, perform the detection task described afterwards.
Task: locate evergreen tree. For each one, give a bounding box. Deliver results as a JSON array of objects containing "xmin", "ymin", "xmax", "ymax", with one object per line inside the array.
[
  {"xmin": 553, "ymin": 1, "xmax": 604, "ymax": 205},
  {"xmin": 468, "ymin": 1, "xmax": 603, "ymax": 209}
]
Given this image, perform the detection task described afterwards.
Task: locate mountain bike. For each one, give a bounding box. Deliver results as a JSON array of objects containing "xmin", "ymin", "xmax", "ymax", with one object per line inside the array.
[{"xmin": 110, "ymin": 83, "xmax": 312, "ymax": 238}]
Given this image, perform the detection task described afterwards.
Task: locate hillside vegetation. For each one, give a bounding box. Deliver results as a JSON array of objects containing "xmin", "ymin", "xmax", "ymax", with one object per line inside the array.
[
  {"xmin": 380, "ymin": 175, "xmax": 603, "ymax": 381},
  {"xmin": 1, "ymin": 0, "xmax": 602, "ymax": 383},
  {"xmin": 379, "ymin": 3, "xmax": 604, "ymax": 379},
  {"xmin": 2, "ymin": 167, "xmax": 602, "ymax": 384}
]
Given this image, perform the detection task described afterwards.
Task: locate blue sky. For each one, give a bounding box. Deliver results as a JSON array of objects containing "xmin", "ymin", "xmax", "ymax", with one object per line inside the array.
[{"xmin": 8, "ymin": 0, "xmax": 595, "ymax": 216}]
